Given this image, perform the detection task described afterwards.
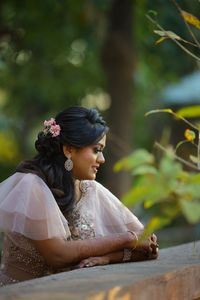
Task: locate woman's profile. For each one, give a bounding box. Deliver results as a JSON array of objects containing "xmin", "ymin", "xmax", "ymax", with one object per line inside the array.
[{"xmin": 0, "ymin": 106, "xmax": 158, "ymax": 286}]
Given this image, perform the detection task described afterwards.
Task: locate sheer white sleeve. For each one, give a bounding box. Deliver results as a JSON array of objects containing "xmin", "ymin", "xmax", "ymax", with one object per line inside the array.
[
  {"xmin": 82, "ymin": 180, "xmax": 144, "ymax": 237},
  {"xmin": 0, "ymin": 173, "xmax": 71, "ymax": 240}
]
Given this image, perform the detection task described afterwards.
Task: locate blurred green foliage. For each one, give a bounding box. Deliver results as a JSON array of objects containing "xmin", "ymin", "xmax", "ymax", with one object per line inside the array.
[
  {"xmin": 116, "ymin": 147, "xmax": 200, "ymax": 236},
  {"xmin": 0, "ymin": 0, "xmax": 199, "ymax": 181},
  {"xmin": 115, "ymin": 103, "xmax": 200, "ymax": 238},
  {"xmin": 0, "ymin": 0, "xmax": 107, "ymax": 114},
  {"xmin": 0, "ymin": 0, "xmax": 109, "ymax": 176}
]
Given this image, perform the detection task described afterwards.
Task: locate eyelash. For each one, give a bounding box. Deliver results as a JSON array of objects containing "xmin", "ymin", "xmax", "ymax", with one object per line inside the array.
[{"xmin": 93, "ymin": 147, "xmax": 103, "ymax": 154}]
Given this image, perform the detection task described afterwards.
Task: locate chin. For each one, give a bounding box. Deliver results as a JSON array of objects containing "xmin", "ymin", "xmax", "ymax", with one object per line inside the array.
[
  {"xmin": 78, "ymin": 173, "xmax": 96, "ymax": 180},
  {"xmin": 87, "ymin": 173, "xmax": 96, "ymax": 180}
]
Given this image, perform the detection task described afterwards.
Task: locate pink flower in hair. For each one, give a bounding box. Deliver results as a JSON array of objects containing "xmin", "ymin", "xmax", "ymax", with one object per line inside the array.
[
  {"xmin": 49, "ymin": 124, "xmax": 61, "ymax": 137},
  {"xmin": 44, "ymin": 118, "xmax": 56, "ymax": 127},
  {"xmin": 43, "ymin": 118, "xmax": 61, "ymax": 137}
]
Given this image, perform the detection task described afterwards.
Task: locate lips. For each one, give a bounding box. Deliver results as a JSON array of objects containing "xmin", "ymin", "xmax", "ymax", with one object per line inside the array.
[{"xmin": 92, "ymin": 166, "xmax": 99, "ymax": 173}]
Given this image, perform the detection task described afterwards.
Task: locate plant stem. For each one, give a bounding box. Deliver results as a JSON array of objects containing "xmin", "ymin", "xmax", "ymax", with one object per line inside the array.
[
  {"xmin": 154, "ymin": 142, "xmax": 199, "ymax": 171},
  {"xmin": 146, "ymin": 14, "xmax": 200, "ymax": 62},
  {"xmin": 197, "ymin": 133, "xmax": 200, "ymax": 170},
  {"xmin": 171, "ymin": 0, "xmax": 200, "ymax": 49}
]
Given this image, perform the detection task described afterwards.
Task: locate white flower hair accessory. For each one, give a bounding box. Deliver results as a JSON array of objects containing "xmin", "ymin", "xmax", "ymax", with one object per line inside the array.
[{"xmin": 43, "ymin": 118, "xmax": 61, "ymax": 137}]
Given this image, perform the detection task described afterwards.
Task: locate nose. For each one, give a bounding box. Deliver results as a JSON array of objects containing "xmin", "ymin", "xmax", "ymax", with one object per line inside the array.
[{"xmin": 97, "ymin": 152, "xmax": 105, "ymax": 164}]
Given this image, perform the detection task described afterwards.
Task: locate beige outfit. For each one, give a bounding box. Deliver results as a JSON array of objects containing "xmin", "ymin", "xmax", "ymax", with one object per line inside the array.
[{"xmin": 0, "ymin": 173, "xmax": 143, "ymax": 286}]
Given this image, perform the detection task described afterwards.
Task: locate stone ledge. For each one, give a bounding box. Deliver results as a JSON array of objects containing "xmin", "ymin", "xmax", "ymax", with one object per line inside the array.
[{"xmin": 1, "ymin": 241, "xmax": 200, "ymax": 300}]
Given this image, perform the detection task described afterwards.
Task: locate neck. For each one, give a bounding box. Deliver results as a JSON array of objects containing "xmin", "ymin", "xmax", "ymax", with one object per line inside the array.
[{"xmin": 74, "ymin": 180, "xmax": 81, "ymax": 203}]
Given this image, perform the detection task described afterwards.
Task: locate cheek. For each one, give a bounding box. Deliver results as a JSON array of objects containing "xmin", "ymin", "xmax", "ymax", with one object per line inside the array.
[
  {"xmin": 73, "ymin": 154, "xmax": 95, "ymax": 179},
  {"xmin": 74, "ymin": 150, "xmax": 95, "ymax": 166},
  {"xmin": 82, "ymin": 152, "xmax": 95, "ymax": 164}
]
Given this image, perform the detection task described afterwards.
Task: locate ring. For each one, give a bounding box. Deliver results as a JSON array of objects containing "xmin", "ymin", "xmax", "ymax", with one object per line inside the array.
[{"xmin": 85, "ymin": 263, "xmax": 90, "ymax": 267}]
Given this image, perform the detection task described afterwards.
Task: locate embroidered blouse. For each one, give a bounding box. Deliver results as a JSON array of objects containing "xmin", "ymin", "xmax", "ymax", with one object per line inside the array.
[{"xmin": 0, "ymin": 173, "xmax": 143, "ymax": 286}]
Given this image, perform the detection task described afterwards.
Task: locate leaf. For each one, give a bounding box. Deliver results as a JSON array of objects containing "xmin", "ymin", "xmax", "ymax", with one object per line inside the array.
[
  {"xmin": 159, "ymin": 155, "xmax": 182, "ymax": 178},
  {"xmin": 190, "ymin": 172, "xmax": 200, "ymax": 183},
  {"xmin": 145, "ymin": 108, "xmax": 173, "ymax": 117},
  {"xmin": 114, "ymin": 149, "xmax": 154, "ymax": 172},
  {"xmin": 189, "ymin": 155, "xmax": 199, "ymax": 164},
  {"xmin": 143, "ymin": 185, "xmax": 170, "ymax": 209},
  {"xmin": 181, "ymin": 10, "xmax": 200, "ymax": 30},
  {"xmin": 147, "ymin": 10, "xmax": 158, "ymax": 17},
  {"xmin": 163, "ymin": 203, "xmax": 180, "ymax": 219},
  {"xmin": 155, "ymin": 37, "xmax": 168, "ymax": 45},
  {"xmin": 131, "ymin": 165, "xmax": 157, "ymax": 176},
  {"xmin": 141, "ymin": 176, "xmax": 171, "ymax": 208},
  {"xmin": 180, "ymin": 199, "xmax": 200, "ymax": 223},
  {"xmin": 154, "ymin": 30, "xmax": 182, "ymax": 40},
  {"xmin": 184, "ymin": 129, "xmax": 196, "ymax": 141},
  {"xmin": 176, "ymin": 105, "xmax": 200, "ymax": 118},
  {"xmin": 122, "ymin": 185, "xmax": 151, "ymax": 207}
]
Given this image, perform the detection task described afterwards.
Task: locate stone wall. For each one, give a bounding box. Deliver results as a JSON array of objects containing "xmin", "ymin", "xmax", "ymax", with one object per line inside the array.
[{"xmin": 1, "ymin": 241, "xmax": 200, "ymax": 300}]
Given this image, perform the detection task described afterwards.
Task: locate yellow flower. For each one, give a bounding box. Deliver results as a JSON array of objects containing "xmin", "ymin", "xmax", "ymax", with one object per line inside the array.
[{"xmin": 184, "ymin": 129, "xmax": 196, "ymax": 142}]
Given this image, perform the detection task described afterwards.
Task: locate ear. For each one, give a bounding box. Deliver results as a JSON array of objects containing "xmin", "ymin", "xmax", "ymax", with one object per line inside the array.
[{"xmin": 63, "ymin": 145, "xmax": 73, "ymax": 158}]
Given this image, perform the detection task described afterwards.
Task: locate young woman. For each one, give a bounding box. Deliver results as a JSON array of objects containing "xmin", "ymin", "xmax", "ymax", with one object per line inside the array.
[{"xmin": 0, "ymin": 106, "xmax": 158, "ymax": 286}]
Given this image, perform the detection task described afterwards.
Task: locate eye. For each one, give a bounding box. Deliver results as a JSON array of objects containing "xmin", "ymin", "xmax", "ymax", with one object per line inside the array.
[{"xmin": 93, "ymin": 147, "xmax": 103, "ymax": 154}]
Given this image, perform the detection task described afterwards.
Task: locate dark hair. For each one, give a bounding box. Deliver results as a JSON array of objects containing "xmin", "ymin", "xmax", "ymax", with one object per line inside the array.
[{"xmin": 16, "ymin": 106, "xmax": 108, "ymax": 213}]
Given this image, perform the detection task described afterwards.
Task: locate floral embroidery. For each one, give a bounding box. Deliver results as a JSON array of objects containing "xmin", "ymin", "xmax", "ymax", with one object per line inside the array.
[
  {"xmin": 66, "ymin": 181, "xmax": 95, "ymax": 240},
  {"xmin": 66, "ymin": 209, "xmax": 95, "ymax": 240}
]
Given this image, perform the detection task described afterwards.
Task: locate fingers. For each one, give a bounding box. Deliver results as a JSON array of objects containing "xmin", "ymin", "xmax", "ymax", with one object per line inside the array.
[
  {"xmin": 78, "ymin": 259, "xmax": 94, "ymax": 268},
  {"xmin": 149, "ymin": 246, "xmax": 159, "ymax": 259},
  {"xmin": 78, "ymin": 256, "xmax": 109, "ymax": 268},
  {"xmin": 150, "ymin": 234, "xmax": 156, "ymax": 244},
  {"xmin": 135, "ymin": 233, "xmax": 159, "ymax": 260}
]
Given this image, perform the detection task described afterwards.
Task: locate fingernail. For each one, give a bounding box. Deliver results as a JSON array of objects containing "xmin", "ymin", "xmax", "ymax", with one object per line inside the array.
[{"xmin": 85, "ymin": 264, "xmax": 90, "ymax": 267}]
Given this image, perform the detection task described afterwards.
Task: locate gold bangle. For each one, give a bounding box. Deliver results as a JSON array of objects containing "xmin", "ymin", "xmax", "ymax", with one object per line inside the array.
[{"xmin": 127, "ymin": 230, "xmax": 138, "ymax": 250}]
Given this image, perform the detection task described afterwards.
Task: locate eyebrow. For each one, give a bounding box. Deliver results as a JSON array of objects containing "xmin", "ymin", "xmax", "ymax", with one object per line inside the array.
[{"xmin": 96, "ymin": 143, "xmax": 105, "ymax": 148}]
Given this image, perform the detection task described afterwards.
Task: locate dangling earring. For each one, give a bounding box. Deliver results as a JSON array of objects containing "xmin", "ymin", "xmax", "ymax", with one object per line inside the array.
[{"xmin": 64, "ymin": 157, "xmax": 73, "ymax": 171}]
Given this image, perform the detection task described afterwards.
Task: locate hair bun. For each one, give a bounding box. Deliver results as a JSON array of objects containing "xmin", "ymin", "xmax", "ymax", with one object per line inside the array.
[
  {"xmin": 87, "ymin": 108, "xmax": 105, "ymax": 125},
  {"xmin": 35, "ymin": 132, "xmax": 60, "ymax": 158}
]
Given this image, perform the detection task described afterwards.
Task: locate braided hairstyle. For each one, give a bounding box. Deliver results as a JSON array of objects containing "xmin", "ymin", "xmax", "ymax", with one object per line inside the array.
[{"xmin": 16, "ymin": 106, "xmax": 109, "ymax": 213}]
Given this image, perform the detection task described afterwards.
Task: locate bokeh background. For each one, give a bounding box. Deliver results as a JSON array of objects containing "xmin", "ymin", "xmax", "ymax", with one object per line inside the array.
[{"xmin": 0, "ymin": 0, "xmax": 200, "ymax": 248}]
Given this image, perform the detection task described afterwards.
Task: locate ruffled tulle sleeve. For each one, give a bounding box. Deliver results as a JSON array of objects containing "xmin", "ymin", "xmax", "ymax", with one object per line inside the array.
[
  {"xmin": 0, "ymin": 172, "xmax": 71, "ymax": 240},
  {"xmin": 83, "ymin": 181, "xmax": 144, "ymax": 237}
]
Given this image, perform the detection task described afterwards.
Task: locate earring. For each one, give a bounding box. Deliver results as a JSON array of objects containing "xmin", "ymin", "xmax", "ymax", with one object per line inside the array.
[{"xmin": 64, "ymin": 157, "xmax": 73, "ymax": 171}]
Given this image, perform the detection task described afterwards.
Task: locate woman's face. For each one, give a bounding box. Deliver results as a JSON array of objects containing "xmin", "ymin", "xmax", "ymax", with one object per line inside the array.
[{"xmin": 70, "ymin": 135, "xmax": 106, "ymax": 180}]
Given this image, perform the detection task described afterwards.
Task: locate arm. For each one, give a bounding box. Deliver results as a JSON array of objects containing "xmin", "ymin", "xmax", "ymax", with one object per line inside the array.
[
  {"xmin": 31, "ymin": 231, "xmax": 138, "ymax": 268},
  {"xmin": 78, "ymin": 250, "xmax": 158, "ymax": 268},
  {"xmin": 78, "ymin": 233, "xmax": 159, "ymax": 268}
]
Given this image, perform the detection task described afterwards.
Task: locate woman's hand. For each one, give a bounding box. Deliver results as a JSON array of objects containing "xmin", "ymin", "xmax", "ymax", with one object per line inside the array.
[
  {"xmin": 135, "ymin": 232, "xmax": 159, "ymax": 259},
  {"xmin": 78, "ymin": 256, "xmax": 110, "ymax": 268}
]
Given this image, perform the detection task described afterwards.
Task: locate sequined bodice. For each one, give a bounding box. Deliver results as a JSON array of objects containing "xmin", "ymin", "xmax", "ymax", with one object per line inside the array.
[{"xmin": 0, "ymin": 233, "xmax": 54, "ymax": 286}]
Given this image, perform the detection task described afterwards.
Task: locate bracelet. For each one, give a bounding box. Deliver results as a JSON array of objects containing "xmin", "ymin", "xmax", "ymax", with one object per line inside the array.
[
  {"xmin": 127, "ymin": 230, "xmax": 138, "ymax": 250},
  {"xmin": 122, "ymin": 248, "xmax": 133, "ymax": 262}
]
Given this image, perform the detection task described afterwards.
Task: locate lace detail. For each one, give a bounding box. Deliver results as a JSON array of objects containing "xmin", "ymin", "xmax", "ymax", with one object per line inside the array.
[
  {"xmin": 66, "ymin": 209, "xmax": 95, "ymax": 240},
  {"xmin": 79, "ymin": 181, "xmax": 89, "ymax": 198},
  {"xmin": 66, "ymin": 181, "xmax": 95, "ymax": 240}
]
